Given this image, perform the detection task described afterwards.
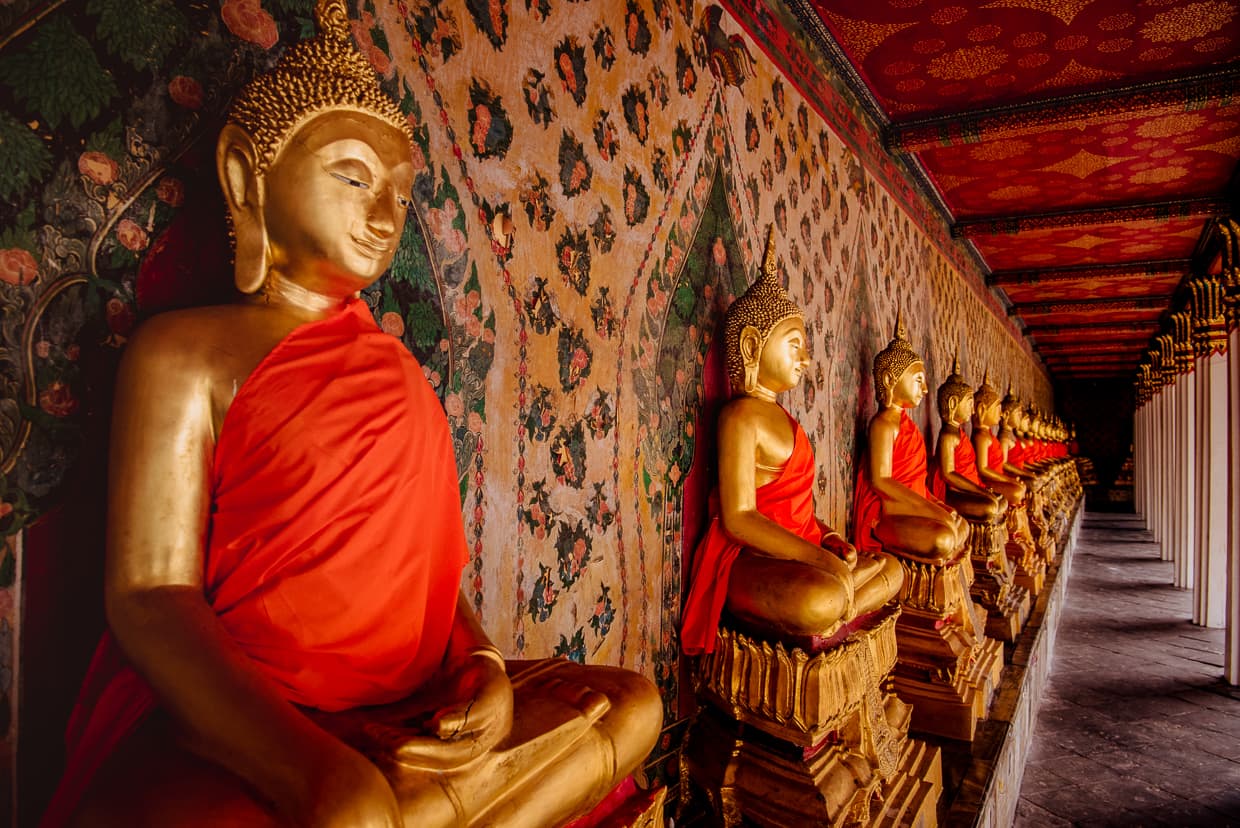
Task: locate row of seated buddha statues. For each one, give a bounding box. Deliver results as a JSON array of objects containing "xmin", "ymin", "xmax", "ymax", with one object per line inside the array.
[
  {"xmin": 42, "ymin": 4, "xmax": 666, "ymax": 826},
  {"xmin": 973, "ymin": 381, "xmax": 1047, "ymax": 598},
  {"xmin": 680, "ymin": 233, "xmax": 943, "ymax": 828},
  {"xmin": 852, "ymin": 319, "xmax": 1004, "ymax": 743},
  {"xmin": 928, "ymin": 359, "xmax": 1030, "ymax": 644}
]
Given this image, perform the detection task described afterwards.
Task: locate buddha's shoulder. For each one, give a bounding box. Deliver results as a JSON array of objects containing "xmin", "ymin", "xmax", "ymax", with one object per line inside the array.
[{"xmin": 122, "ymin": 304, "xmax": 270, "ymax": 376}]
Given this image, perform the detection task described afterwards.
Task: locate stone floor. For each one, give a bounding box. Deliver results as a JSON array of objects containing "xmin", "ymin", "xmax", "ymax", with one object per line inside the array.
[{"xmin": 1016, "ymin": 512, "xmax": 1240, "ymax": 827}]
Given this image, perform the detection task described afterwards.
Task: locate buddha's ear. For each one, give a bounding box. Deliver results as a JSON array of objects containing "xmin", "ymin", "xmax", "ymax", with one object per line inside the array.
[
  {"xmin": 216, "ymin": 123, "xmax": 268, "ymax": 294},
  {"xmin": 738, "ymin": 325, "xmax": 762, "ymax": 394}
]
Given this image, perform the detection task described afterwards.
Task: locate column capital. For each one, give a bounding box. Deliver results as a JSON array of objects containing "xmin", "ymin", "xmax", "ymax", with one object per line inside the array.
[{"xmin": 1189, "ymin": 277, "xmax": 1229, "ymax": 358}]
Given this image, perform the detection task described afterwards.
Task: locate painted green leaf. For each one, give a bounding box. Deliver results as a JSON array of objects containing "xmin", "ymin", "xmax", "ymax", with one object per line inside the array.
[
  {"xmin": 0, "ymin": 113, "xmax": 51, "ymax": 202},
  {"xmin": 88, "ymin": 0, "xmax": 187, "ymax": 71},
  {"xmin": 0, "ymin": 17, "xmax": 118, "ymax": 130}
]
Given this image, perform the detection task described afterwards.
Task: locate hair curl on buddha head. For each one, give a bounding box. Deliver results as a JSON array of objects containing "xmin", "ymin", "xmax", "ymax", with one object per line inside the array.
[
  {"xmin": 724, "ymin": 226, "xmax": 804, "ymax": 394},
  {"xmin": 226, "ymin": 0, "xmax": 413, "ymax": 175},
  {"xmin": 973, "ymin": 367, "xmax": 1000, "ymax": 410},
  {"xmin": 936, "ymin": 353, "xmax": 972, "ymax": 422},
  {"xmin": 872, "ymin": 310, "xmax": 923, "ymax": 407}
]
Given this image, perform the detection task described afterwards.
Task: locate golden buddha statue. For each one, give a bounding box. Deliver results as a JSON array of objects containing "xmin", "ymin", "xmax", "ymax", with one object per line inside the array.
[
  {"xmin": 854, "ymin": 317, "xmax": 1003, "ymax": 742},
  {"xmin": 999, "ymin": 390, "xmax": 1057, "ymax": 568},
  {"xmin": 930, "ymin": 359, "xmax": 1029, "ymax": 643},
  {"xmin": 853, "ymin": 316, "xmax": 968, "ymax": 563},
  {"xmin": 45, "ymin": 5, "xmax": 662, "ymax": 826},
  {"xmin": 681, "ymin": 232, "xmax": 938, "ymax": 827},
  {"xmin": 681, "ymin": 230, "xmax": 903, "ymax": 651},
  {"xmin": 972, "ymin": 372, "xmax": 1044, "ymax": 596},
  {"xmin": 929, "ymin": 355, "xmax": 1004, "ymax": 522}
]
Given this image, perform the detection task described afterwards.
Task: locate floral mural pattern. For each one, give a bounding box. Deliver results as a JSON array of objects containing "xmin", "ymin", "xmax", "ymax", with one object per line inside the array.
[{"xmin": 0, "ymin": 0, "xmax": 1054, "ymax": 794}]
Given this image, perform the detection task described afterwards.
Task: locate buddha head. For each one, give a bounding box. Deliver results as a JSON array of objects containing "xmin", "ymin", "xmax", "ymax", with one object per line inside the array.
[
  {"xmin": 873, "ymin": 311, "xmax": 926, "ymax": 409},
  {"xmin": 972, "ymin": 369, "xmax": 1001, "ymax": 428},
  {"xmin": 217, "ymin": 0, "xmax": 415, "ymax": 295},
  {"xmin": 999, "ymin": 384, "xmax": 1022, "ymax": 431},
  {"xmin": 935, "ymin": 353, "xmax": 972, "ymax": 426},
  {"xmin": 724, "ymin": 228, "xmax": 807, "ymax": 396}
]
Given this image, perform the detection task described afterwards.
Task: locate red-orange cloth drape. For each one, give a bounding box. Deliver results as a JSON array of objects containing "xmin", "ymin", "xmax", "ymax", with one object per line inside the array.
[
  {"xmin": 1007, "ymin": 439, "xmax": 1026, "ymax": 470},
  {"xmin": 929, "ymin": 428, "xmax": 982, "ymax": 501},
  {"xmin": 986, "ymin": 433, "xmax": 1005, "ymax": 473},
  {"xmin": 680, "ymin": 413, "xmax": 821, "ymax": 655},
  {"xmin": 42, "ymin": 299, "xmax": 468, "ymax": 826},
  {"xmin": 853, "ymin": 411, "xmax": 927, "ymax": 554}
]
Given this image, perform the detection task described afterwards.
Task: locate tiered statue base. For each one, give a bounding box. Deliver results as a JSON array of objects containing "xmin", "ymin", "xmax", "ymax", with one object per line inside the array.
[
  {"xmin": 684, "ymin": 610, "xmax": 942, "ymax": 827},
  {"xmin": 1005, "ymin": 503, "xmax": 1045, "ymax": 596},
  {"xmin": 891, "ymin": 552, "xmax": 1004, "ymax": 742},
  {"xmin": 964, "ymin": 516, "xmax": 1030, "ymax": 643}
]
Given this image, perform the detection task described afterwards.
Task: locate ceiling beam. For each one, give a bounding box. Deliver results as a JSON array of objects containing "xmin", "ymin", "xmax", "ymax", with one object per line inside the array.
[
  {"xmin": 989, "ymin": 259, "xmax": 1190, "ymax": 288},
  {"xmin": 1044, "ymin": 356, "xmax": 1139, "ymax": 366},
  {"xmin": 1011, "ymin": 296, "xmax": 1166, "ymax": 316},
  {"xmin": 1025, "ymin": 320, "xmax": 1159, "ymax": 335},
  {"xmin": 886, "ymin": 66, "xmax": 1240, "ymax": 153},
  {"xmin": 955, "ymin": 199, "xmax": 1225, "ymax": 239}
]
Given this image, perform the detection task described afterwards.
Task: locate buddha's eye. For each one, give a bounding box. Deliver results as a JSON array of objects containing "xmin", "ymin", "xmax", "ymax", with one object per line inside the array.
[
  {"xmin": 330, "ymin": 172, "xmax": 370, "ymax": 189},
  {"xmin": 397, "ymin": 194, "xmax": 413, "ymax": 210}
]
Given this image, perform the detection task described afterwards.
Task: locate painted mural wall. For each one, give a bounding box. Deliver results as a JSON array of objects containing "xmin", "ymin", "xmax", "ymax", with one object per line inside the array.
[{"xmin": 0, "ymin": 0, "xmax": 1052, "ymax": 799}]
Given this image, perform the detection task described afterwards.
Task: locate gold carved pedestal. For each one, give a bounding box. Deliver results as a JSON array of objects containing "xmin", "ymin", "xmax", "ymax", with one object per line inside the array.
[
  {"xmin": 964, "ymin": 516, "xmax": 1030, "ymax": 643},
  {"xmin": 1004, "ymin": 501, "xmax": 1045, "ymax": 596},
  {"xmin": 890, "ymin": 550, "xmax": 1004, "ymax": 742},
  {"xmin": 684, "ymin": 606, "xmax": 942, "ymax": 827}
]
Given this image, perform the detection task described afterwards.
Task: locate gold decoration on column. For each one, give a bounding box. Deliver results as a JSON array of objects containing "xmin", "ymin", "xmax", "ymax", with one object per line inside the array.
[{"xmin": 1189, "ymin": 276, "xmax": 1228, "ymax": 357}]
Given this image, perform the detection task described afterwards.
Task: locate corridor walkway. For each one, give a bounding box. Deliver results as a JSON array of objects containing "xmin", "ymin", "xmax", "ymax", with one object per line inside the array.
[{"xmin": 1015, "ymin": 512, "xmax": 1240, "ymax": 826}]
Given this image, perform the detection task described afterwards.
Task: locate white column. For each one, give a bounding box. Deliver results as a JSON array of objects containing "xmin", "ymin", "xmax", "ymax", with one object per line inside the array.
[
  {"xmin": 1177, "ymin": 370, "xmax": 1196, "ymax": 590},
  {"xmin": 1160, "ymin": 386, "xmax": 1173, "ymax": 560},
  {"xmin": 1194, "ymin": 352, "xmax": 1228, "ymax": 627},
  {"xmin": 1226, "ymin": 325, "xmax": 1240, "ymax": 684}
]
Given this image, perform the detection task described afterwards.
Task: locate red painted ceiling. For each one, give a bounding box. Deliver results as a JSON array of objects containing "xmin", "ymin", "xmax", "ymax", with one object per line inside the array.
[{"xmin": 802, "ymin": 0, "xmax": 1240, "ymax": 379}]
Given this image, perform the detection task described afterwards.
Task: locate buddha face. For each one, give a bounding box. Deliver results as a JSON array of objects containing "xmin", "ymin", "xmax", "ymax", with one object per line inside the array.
[
  {"xmin": 753, "ymin": 316, "xmax": 810, "ymax": 395},
  {"xmin": 262, "ymin": 112, "xmax": 414, "ymax": 293},
  {"xmin": 975, "ymin": 399, "xmax": 1000, "ymax": 428},
  {"xmin": 951, "ymin": 392, "xmax": 974, "ymax": 425},
  {"xmin": 889, "ymin": 360, "xmax": 927, "ymax": 409}
]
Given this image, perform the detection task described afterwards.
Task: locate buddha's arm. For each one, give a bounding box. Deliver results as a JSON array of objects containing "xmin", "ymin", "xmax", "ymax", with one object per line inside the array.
[
  {"xmin": 938, "ymin": 432, "xmax": 991, "ymax": 497},
  {"xmin": 104, "ymin": 321, "xmax": 401, "ymax": 828},
  {"xmin": 716, "ymin": 406, "xmax": 851, "ymax": 582},
  {"xmin": 867, "ymin": 414, "xmax": 954, "ymax": 522}
]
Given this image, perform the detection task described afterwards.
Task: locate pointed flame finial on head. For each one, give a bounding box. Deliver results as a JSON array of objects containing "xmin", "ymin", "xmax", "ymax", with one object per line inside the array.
[
  {"xmin": 894, "ymin": 308, "xmax": 908, "ymax": 342},
  {"xmin": 762, "ymin": 224, "xmax": 778, "ymax": 281}
]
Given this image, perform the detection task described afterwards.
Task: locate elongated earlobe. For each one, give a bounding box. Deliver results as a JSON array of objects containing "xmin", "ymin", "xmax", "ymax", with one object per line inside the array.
[{"xmin": 216, "ymin": 124, "xmax": 269, "ymax": 294}]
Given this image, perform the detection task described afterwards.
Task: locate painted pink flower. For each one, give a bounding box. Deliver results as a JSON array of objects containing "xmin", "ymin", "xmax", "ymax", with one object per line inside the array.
[
  {"xmin": 467, "ymin": 411, "xmax": 483, "ymax": 433},
  {"xmin": 167, "ymin": 75, "xmax": 203, "ymax": 110},
  {"xmin": 0, "ymin": 248, "xmax": 38, "ymax": 285},
  {"xmin": 35, "ymin": 340, "xmax": 50, "ymax": 358},
  {"xmin": 78, "ymin": 151, "xmax": 117, "ymax": 186},
  {"xmin": 38, "ymin": 381, "xmax": 78, "ymax": 417},
  {"xmin": 156, "ymin": 177, "xmax": 185, "ymax": 207},
  {"xmin": 221, "ymin": 0, "xmax": 279, "ymax": 48},
  {"xmin": 106, "ymin": 297, "xmax": 135, "ymax": 335},
  {"xmin": 445, "ymin": 392, "xmax": 465, "ymax": 418},
  {"xmin": 380, "ymin": 311, "xmax": 405, "ymax": 337},
  {"xmin": 116, "ymin": 219, "xmax": 149, "ymax": 252},
  {"xmin": 712, "ymin": 237, "xmax": 727, "ymax": 266}
]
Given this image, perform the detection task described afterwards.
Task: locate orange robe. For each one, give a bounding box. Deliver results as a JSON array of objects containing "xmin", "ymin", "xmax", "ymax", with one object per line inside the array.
[
  {"xmin": 853, "ymin": 411, "xmax": 927, "ymax": 555},
  {"xmin": 44, "ymin": 299, "xmax": 468, "ymax": 825},
  {"xmin": 1007, "ymin": 439, "xmax": 1027, "ymax": 470},
  {"xmin": 680, "ymin": 414, "xmax": 821, "ymax": 655},
  {"xmin": 929, "ymin": 427, "xmax": 981, "ymax": 501},
  {"xmin": 986, "ymin": 433, "xmax": 1005, "ymax": 473}
]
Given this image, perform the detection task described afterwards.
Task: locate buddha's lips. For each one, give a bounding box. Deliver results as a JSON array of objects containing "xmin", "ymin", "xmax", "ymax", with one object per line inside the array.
[{"xmin": 352, "ymin": 236, "xmax": 394, "ymax": 257}]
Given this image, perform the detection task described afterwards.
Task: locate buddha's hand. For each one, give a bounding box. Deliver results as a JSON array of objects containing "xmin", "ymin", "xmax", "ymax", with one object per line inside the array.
[
  {"xmin": 375, "ymin": 647, "xmax": 514, "ymax": 771},
  {"xmin": 299, "ymin": 738, "xmax": 402, "ymax": 828},
  {"xmin": 821, "ymin": 532, "xmax": 858, "ymax": 569}
]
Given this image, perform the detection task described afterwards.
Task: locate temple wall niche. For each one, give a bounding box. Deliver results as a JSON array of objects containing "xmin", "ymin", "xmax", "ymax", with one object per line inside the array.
[{"xmin": 0, "ymin": 0, "xmax": 1050, "ymax": 802}]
